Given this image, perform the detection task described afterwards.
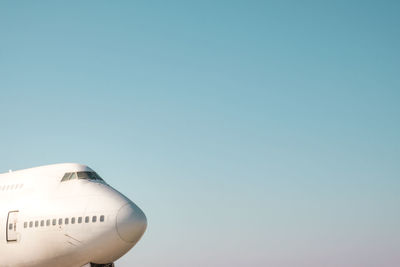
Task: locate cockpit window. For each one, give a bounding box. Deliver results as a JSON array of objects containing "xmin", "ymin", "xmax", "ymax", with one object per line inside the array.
[
  {"xmin": 61, "ymin": 171, "xmax": 104, "ymax": 182},
  {"xmin": 77, "ymin": 171, "xmax": 103, "ymax": 181},
  {"xmin": 61, "ymin": 172, "xmax": 72, "ymax": 182}
]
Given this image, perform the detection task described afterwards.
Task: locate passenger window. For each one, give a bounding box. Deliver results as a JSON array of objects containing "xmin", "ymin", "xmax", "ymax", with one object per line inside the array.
[
  {"xmin": 29, "ymin": 221, "xmax": 33, "ymax": 228},
  {"xmin": 78, "ymin": 217, "xmax": 82, "ymax": 223},
  {"xmin": 46, "ymin": 219, "xmax": 50, "ymax": 226},
  {"xmin": 35, "ymin": 221, "xmax": 39, "ymax": 227},
  {"xmin": 24, "ymin": 222, "xmax": 27, "ymax": 228},
  {"xmin": 65, "ymin": 218, "xmax": 69, "ymax": 225},
  {"xmin": 40, "ymin": 220, "xmax": 44, "ymax": 227},
  {"xmin": 92, "ymin": 216, "xmax": 97, "ymax": 223},
  {"xmin": 52, "ymin": 219, "xmax": 56, "ymax": 226},
  {"xmin": 85, "ymin": 216, "xmax": 89, "ymax": 223},
  {"xmin": 58, "ymin": 218, "xmax": 63, "ymax": 225},
  {"xmin": 100, "ymin": 215, "xmax": 105, "ymax": 222},
  {"xmin": 71, "ymin": 217, "xmax": 75, "ymax": 224}
]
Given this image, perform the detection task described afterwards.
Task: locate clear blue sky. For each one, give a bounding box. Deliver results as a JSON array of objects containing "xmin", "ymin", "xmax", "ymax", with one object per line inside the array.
[{"xmin": 1, "ymin": 1, "xmax": 399, "ymax": 266}]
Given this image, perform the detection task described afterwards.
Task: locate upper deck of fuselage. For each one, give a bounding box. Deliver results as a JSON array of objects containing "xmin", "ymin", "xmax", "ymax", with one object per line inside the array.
[
  {"xmin": 0, "ymin": 163, "xmax": 109, "ymax": 203},
  {"xmin": 0, "ymin": 163, "xmax": 94, "ymax": 183}
]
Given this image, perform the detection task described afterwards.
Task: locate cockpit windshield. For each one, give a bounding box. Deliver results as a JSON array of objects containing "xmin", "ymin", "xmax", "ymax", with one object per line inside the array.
[{"xmin": 61, "ymin": 171, "xmax": 104, "ymax": 182}]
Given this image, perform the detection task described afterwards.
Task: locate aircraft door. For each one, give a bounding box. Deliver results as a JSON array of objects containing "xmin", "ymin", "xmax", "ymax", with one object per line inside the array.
[{"xmin": 7, "ymin": 211, "xmax": 19, "ymax": 242}]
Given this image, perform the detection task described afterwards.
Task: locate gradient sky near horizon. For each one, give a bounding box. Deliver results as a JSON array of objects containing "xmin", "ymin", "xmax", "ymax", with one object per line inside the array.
[{"xmin": 1, "ymin": 1, "xmax": 399, "ymax": 266}]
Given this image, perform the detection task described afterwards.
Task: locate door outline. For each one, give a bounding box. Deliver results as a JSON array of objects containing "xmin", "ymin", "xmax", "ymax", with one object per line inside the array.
[{"xmin": 6, "ymin": 210, "xmax": 19, "ymax": 242}]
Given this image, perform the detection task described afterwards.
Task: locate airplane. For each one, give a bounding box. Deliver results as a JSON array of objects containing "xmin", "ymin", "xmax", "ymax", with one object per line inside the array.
[{"xmin": 0, "ymin": 163, "xmax": 147, "ymax": 267}]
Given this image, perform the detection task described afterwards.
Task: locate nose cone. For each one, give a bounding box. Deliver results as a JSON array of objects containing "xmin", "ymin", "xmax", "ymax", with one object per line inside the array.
[{"xmin": 116, "ymin": 202, "xmax": 147, "ymax": 243}]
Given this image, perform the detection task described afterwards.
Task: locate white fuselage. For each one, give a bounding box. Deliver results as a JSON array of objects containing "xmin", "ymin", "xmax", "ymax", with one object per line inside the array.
[{"xmin": 0, "ymin": 163, "xmax": 147, "ymax": 267}]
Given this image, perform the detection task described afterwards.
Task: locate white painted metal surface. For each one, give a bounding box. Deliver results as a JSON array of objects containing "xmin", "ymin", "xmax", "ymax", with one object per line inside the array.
[{"xmin": 0, "ymin": 163, "xmax": 147, "ymax": 267}]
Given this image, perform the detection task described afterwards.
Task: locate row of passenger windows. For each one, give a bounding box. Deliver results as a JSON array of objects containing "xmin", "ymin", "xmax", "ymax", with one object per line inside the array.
[
  {"xmin": 22, "ymin": 215, "xmax": 105, "ymax": 229},
  {"xmin": 61, "ymin": 171, "xmax": 104, "ymax": 182},
  {"xmin": 0, "ymin": 184, "xmax": 24, "ymax": 191}
]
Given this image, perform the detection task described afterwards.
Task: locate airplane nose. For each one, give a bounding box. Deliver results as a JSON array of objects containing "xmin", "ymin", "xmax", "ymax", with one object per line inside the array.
[{"xmin": 116, "ymin": 202, "xmax": 147, "ymax": 243}]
